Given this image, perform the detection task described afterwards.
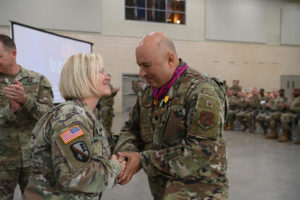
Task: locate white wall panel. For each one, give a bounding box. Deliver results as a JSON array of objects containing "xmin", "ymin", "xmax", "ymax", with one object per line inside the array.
[
  {"xmin": 206, "ymin": 0, "xmax": 267, "ymax": 43},
  {"xmin": 281, "ymin": 3, "xmax": 300, "ymax": 45},
  {"xmin": 0, "ymin": 0, "xmax": 101, "ymax": 32}
]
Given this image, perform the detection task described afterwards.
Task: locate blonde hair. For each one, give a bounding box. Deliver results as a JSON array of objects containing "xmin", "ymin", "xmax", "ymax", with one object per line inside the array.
[{"xmin": 59, "ymin": 53, "xmax": 103, "ymax": 100}]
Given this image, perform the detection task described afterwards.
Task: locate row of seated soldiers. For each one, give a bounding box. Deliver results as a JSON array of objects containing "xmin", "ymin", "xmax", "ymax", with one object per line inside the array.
[{"xmin": 224, "ymin": 87, "xmax": 300, "ymax": 144}]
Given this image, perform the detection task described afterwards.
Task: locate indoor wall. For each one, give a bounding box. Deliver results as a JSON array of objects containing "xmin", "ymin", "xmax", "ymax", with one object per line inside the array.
[{"xmin": 1, "ymin": 26, "xmax": 299, "ymax": 113}]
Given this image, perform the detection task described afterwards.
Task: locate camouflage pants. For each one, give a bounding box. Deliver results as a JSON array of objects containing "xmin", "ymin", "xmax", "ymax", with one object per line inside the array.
[
  {"xmin": 227, "ymin": 110, "xmax": 236, "ymax": 125},
  {"xmin": 269, "ymin": 112, "xmax": 282, "ymax": 129},
  {"xmin": 244, "ymin": 110, "xmax": 258, "ymax": 128},
  {"xmin": 236, "ymin": 111, "xmax": 247, "ymax": 123},
  {"xmin": 256, "ymin": 111, "xmax": 271, "ymax": 129},
  {"xmin": 0, "ymin": 166, "xmax": 31, "ymax": 200},
  {"xmin": 280, "ymin": 113, "xmax": 294, "ymax": 132},
  {"xmin": 148, "ymin": 176, "xmax": 228, "ymax": 200}
]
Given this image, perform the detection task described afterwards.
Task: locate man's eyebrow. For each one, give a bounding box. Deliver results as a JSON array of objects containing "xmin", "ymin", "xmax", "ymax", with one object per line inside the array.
[{"xmin": 139, "ymin": 62, "xmax": 152, "ymax": 65}]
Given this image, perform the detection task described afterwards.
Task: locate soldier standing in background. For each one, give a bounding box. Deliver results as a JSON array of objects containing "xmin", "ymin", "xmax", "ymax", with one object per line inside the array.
[
  {"xmin": 0, "ymin": 34, "xmax": 54, "ymax": 199},
  {"xmin": 224, "ymin": 89, "xmax": 238, "ymax": 130},
  {"xmin": 95, "ymin": 76, "xmax": 120, "ymax": 134},
  {"xmin": 229, "ymin": 80, "xmax": 242, "ymax": 96},
  {"xmin": 131, "ymin": 77, "xmax": 147, "ymax": 95},
  {"xmin": 223, "ymin": 80, "xmax": 229, "ymax": 92},
  {"xmin": 114, "ymin": 32, "xmax": 228, "ymax": 200},
  {"xmin": 22, "ymin": 53, "xmax": 125, "ymax": 199}
]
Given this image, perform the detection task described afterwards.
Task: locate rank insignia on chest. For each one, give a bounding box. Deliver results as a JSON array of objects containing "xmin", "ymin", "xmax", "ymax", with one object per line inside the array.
[
  {"xmin": 71, "ymin": 141, "xmax": 90, "ymax": 162},
  {"xmin": 206, "ymin": 100, "xmax": 213, "ymax": 108},
  {"xmin": 164, "ymin": 96, "xmax": 170, "ymax": 103},
  {"xmin": 60, "ymin": 125, "xmax": 84, "ymax": 144}
]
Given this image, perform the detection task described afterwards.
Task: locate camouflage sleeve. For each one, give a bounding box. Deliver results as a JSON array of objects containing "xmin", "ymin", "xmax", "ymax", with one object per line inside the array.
[
  {"xmin": 289, "ymin": 98, "xmax": 300, "ymax": 113},
  {"xmin": 50, "ymin": 109, "xmax": 122, "ymax": 193},
  {"xmin": 22, "ymin": 75, "xmax": 53, "ymax": 120},
  {"xmin": 0, "ymin": 105, "xmax": 17, "ymax": 125},
  {"xmin": 113, "ymin": 100, "xmax": 142, "ymax": 153},
  {"xmin": 140, "ymin": 82, "xmax": 226, "ymax": 179}
]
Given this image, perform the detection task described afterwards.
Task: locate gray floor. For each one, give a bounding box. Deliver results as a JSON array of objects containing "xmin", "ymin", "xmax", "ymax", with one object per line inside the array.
[{"xmin": 15, "ymin": 112, "xmax": 300, "ymax": 200}]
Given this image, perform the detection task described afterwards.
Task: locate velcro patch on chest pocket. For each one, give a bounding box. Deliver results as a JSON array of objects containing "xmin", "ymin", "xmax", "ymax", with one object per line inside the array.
[{"xmin": 189, "ymin": 94, "xmax": 220, "ymax": 139}]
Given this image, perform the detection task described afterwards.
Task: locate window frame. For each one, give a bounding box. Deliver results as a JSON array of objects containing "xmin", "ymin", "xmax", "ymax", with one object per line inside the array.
[{"xmin": 125, "ymin": 0, "xmax": 186, "ymax": 25}]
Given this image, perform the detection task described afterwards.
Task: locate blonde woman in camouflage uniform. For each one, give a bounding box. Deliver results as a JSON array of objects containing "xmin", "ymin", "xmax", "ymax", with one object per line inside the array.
[
  {"xmin": 22, "ymin": 53, "xmax": 125, "ymax": 199},
  {"xmin": 0, "ymin": 34, "xmax": 53, "ymax": 199},
  {"xmin": 115, "ymin": 32, "xmax": 228, "ymax": 200}
]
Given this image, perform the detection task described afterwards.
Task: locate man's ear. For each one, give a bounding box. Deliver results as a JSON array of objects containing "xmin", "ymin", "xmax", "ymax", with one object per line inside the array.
[
  {"xmin": 11, "ymin": 50, "xmax": 17, "ymax": 58},
  {"xmin": 167, "ymin": 52, "xmax": 175, "ymax": 68}
]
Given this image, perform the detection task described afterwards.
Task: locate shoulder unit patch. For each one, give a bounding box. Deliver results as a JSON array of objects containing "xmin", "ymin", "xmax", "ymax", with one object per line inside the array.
[
  {"xmin": 199, "ymin": 111, "xmax": 214, "ymax": 129},
  {"xmin": 71, "ymin": 141, "xmax": 90, "ymax": 162}
]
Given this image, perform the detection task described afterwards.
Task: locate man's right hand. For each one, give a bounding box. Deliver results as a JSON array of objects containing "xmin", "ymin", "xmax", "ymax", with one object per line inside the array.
[{"xmin": 117, "ymin": 152, "xmax": 141, "ymax": 185}]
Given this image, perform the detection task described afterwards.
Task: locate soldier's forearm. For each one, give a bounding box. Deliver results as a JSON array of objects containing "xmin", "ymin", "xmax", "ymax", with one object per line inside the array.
[
  {"xmin": 140, "ymin": 139, "xmax": 220, "ymax": 179},
  {"xmin": 22, "ymin": 93, "xmax": 53, "ymax": 120}
]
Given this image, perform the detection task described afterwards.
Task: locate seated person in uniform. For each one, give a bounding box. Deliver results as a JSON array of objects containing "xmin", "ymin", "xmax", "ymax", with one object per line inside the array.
[{"xmin": 22, "ymin": 53, "xmax": 125, "ymax": 199}]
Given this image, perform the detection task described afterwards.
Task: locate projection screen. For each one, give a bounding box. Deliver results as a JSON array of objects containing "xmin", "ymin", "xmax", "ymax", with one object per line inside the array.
[{"xmin": 11, "ymin": 21, "xmax": 93, "ymax": 103}]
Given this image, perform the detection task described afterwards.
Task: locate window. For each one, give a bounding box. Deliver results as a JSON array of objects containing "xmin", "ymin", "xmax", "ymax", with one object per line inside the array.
[{"xmin": 125, "ymin": 0, "xmax": 186, "ymax": 25}]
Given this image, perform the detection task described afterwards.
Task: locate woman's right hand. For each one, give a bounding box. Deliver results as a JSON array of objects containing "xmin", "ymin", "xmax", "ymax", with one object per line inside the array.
[{"xmin": 111, "ymin": 154, "xmax": 126, "ymax": 178}]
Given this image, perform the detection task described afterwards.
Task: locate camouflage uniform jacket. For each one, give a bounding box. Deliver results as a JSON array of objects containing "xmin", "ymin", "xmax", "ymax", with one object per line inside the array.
[
  {"xmin": 115, "ymin": 61, "xmax": 228, "ymax": 200},
  {"xmin": 132, "ymin": 77, "xmax": 148, "ymax": 95},
  {"xmin": 288, "ymin": 96, "xmax": 300, "ymax": 114},
  {"xmin": 246, "ymin": 95, "xmax": 260, "ymax": 112},
  {"xmin": 228, "ymin": 95, "xmax": 238, "ymax": 110},
  {"xmin": 0, "ymin": 66, "xmax": 53, "ymax": 169},
  {"xmin": 94, "ymin": 85, "xmax": 116, "ymax": 121},
  {"xmin": 259, "ymin": 95, "xmax": 270, "ymax": 112},
  {"xmin": 270, "ymin": 96, "xmax": 289, "ymax": 112},
  {"xmin": 22, "ymin": 99, "xmax": 122, "ymax": 200},
  {"xmin": 236, "ymin": 97, "xmax": 248, "ymax": 112},
  {"xmin": 100, "ymin": 84, "xmax": 117, "ymax": 107},
  {"xmin": 229, "ymin": 85, "xmax": 241, "ymax": 95}
]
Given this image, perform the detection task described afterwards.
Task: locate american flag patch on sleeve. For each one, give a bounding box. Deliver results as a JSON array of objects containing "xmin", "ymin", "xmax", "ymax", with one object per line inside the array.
[{"xmin": 60, "ymin": 125, "xmax": 84, "ymax": 144}]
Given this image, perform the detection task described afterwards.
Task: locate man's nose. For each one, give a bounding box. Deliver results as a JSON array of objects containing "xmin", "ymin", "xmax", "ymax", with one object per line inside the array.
[{"xmin": 139, "ymin": 67, "xmax": 146, "ymax": 78}]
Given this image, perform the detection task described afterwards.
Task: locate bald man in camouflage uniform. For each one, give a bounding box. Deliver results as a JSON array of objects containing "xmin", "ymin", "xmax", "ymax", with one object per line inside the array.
[
  {"xmin": 278, "ymin": 88, "xmax": 300, "ymax": 142},
  {"xmin": 0, "ymin": 34, "xmax": 53, "ymax": 199},
  {"xmin": 114, "ymin": 32, "xmax": 228, "ymax": 200}
]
